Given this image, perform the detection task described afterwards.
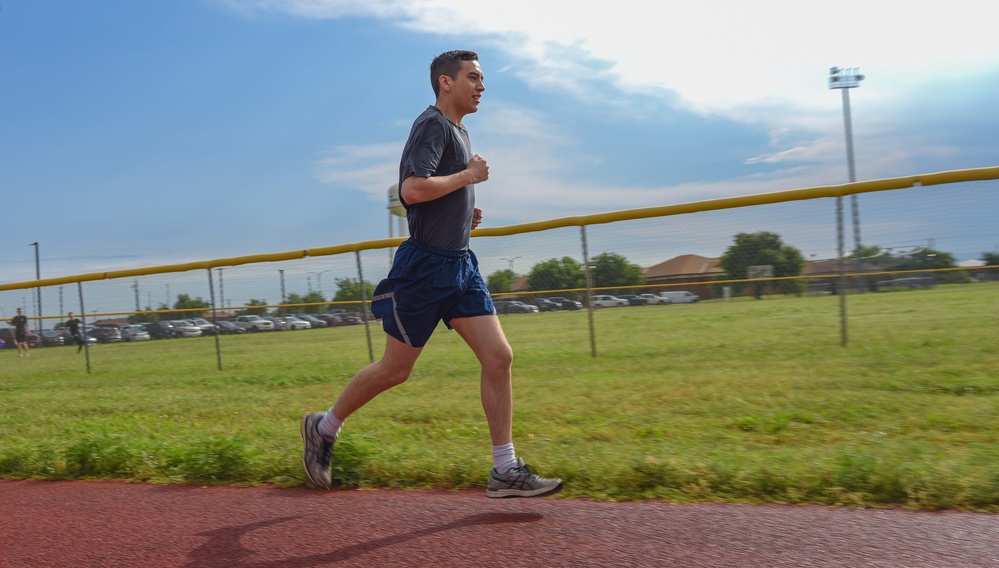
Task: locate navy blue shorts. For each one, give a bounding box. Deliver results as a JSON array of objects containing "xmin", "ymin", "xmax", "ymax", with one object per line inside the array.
[{"xmin": 371, "ymin": 239, "xmax": 495, "ymax": 348}]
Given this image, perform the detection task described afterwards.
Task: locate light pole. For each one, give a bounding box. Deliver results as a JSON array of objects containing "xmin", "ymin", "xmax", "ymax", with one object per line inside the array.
[
  {"xmin": 217, "ymin": 268, "xmax": 226, "ymax": 309},
  {"xmin": 29, "ymin": 242, "xmax": 41, "ymax": 332},
  {"xmin": 829, "ymin": 66, "xmax": 865, "ymax": 252},
  {"xmin": 500, "ymin": 257, "xmax": 521, "ymax": 274},
  {"xmin": 278, "ymin": 270, "xmax": 287, "ymax": 315},
  {"xmin": 307, "ymin": 270, "xmax": 330, "ymax": 298}
]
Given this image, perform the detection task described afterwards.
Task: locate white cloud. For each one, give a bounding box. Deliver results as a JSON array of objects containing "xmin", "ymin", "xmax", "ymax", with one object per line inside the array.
[
  {"xmin": 314, "ymin": 142, "xmax": 400, "ymax": 200},
  {"xmin": 261, "ymin": 0, "xmax": 998, "ymax": 232},
  {"xmin": 227, "ymin": 0, "xmax": 999, "ymax": 127}
]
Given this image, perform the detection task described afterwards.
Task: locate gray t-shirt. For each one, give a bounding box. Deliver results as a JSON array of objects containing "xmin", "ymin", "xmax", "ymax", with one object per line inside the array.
[{"xmin": 398, "ymin": 106, "xmax": 475, "ymax": 251}]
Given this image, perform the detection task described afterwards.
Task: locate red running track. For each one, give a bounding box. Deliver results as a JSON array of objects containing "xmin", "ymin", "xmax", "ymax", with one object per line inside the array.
[{"xmin": 0, "ymin": 480, "xmax": 995, "ymax": 567}]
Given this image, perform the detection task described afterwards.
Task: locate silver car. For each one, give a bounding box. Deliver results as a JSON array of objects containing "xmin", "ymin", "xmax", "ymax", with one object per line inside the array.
[{"xmin": 120, "ymin": 324, "xmax": 151, "ymax": 342}]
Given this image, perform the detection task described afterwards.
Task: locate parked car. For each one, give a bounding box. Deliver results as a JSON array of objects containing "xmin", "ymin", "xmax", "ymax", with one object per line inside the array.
[
  {"xmin": 120, "ymin": 324, "xmax": 151, "ymax": 342},
  {"xmin": 639, "ymin": 293, "xmax": 667, "ymax": 305},
  {"xmin": 58, "ymin": 328, "xmax": 97, "ymax": 346},
  {"xmin": 233, "ymin": 315, "xmax": 275, "ymax": 332},
  {"xmin": 166, "ymin": 320, "xmax": 202, "ymax": 338},
  {"xmin": 547, "ymin": 297, "xmax": 582, "ymax": 310},
  {"xmin": 494, "ymin": 300, "xmax": 539, "ymax": 314},
  {"xmin": 659, "ymin": 291, "xmax": 699, "ymax": 304},
  {"xmin": 263, "ymin": 316, "xmax": 289, "ymax": 331},
  {"xmin": 340, "ymin": 314, "xmax": 364, "ymax": 325},
  {"xmin": 317, "ymin": 314, "xmax": 344, "ymax": 327},
  {"xmin": 88, "ymin": 326, "xmax": 123, "ymax": 343},
  {"xmin": 0, "ymin": 328, "xmax": 41, "ymax": 348},
  {"xmin": 188, "ymin": 318, "xmax": 219, "ymax": 336},
  {"xmin": 217, "ymin": 321, "xmax": 247, "ymax": 335},
  {"xmin": 142, "ymin": 321, "xmax": 175, "ymax": 340},
  {"xmin": 617, "ymin": 294, "xmax": 648, "ymax": 306},
  {"xmin": 535, "ymin": 298, "xmax": 561, "ymax": 312},
  {"xmin": 590, "ymin": 295, "xmax": 628, "ymax": 308},
  {"xmin": 280, "ymin": 316, "xmax": 311, "ymax": 331},
  {"xmin": 39, "ymin": 329, "xmax": 66, "ymax": 347},
  {"xmin": 293, "ymin": 314, "xmax": 328, "ymax": 328}
]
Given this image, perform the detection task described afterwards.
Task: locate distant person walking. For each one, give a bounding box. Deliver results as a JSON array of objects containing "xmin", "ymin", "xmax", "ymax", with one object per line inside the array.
[
  {"xmin": 300, "ymin": 49, "xmax": 562, "ymax": 499},
  {"xmin": 66, "ymin": 312, "xmax": 85, "ymax": 353},
  {"xmin": 10, "ymin": 308, "xmax": 30, "ymax": 357}
]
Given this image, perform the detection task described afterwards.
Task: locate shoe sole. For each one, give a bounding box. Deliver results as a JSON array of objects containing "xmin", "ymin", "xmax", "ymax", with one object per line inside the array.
[
  {"xmin": 486, "ymin": 480, "xmax": 564, "ymax": 499},
  {"xmin": 300, "ymin": 414, "xmax": 331, "ymax": 490}
]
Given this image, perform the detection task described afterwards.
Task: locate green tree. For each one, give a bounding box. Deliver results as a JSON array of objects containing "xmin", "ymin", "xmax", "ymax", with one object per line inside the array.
[
  {"xmin": 893, "ymin": 248, "xmax": 964, "ymax": 284},
  {"xmin": 128, "ymin": 308, "xmax": 160, "ymax": 324},
  {"xmin": 173, "ymin": 294, "xmax": 210, "ymax": 319},
  {"xmin": 333, "ymin": 278, "xmax": 375, "ymax": 302},
  {"xmin": 720, "ymin": 232, "xmax": 806, "ymax": 298},
  {"xmin": 980, "ymin": 251, "xmax": 999, "ymax": 266},
  {"xmin": 527, "ymin": 257, "xmax": 585, "ymax": 293},
  {"xmin": 590, "ymin": 252, "xmax": 644, "ymax": 290},
  {"xmin": 237, "ymin": 299, "xmax": 268, "ymax": 316},
  {"xmin": 487, "ymin": 269, "xmax": 516, "ymax": 294},
  {"xmin": 849, "ymin": 244, "xmax": 889, "ymax": 267},
  {"xmin": 331, "ymin": 278, "xmax": 375, "ymax": 313},
  {"xmin": 280, "ymin": 291, "xmax": 328, "ymax": 314}
]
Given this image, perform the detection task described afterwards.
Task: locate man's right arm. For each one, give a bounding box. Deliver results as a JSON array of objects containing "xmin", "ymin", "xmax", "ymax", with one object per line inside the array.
[{"xmin": 401, "ymin": 154, "xmax": 488, "ymax": 205}]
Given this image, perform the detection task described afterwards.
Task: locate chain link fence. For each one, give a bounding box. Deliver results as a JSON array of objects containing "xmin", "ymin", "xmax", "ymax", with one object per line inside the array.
[{"xmin": 1, "ymin": 167, "xmax": 997, "ymax": 372}]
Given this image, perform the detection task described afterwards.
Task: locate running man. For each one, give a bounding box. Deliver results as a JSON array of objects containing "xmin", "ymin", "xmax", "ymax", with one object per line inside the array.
[
  {"xmin": 10, "ymin": 308, "xmax": 29, "ymax": 357},
  {"xmin": 301, "ymin": 50, "xmax": 562, "ymax": 498},
  {"xmin": 66, "ymin": 312, "xmax": 85, "ymax": 353}
]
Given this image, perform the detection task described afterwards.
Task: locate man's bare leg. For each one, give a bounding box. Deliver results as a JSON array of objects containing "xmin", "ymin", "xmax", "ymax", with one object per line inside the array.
[
  {"xmin": 450, "ymin": 315, "xmax": 513, "ymax": 446},
  {"xmin": 452, "ymin": 314, "xmax": 563, "ymax": 497},
  {"xmin": 302, "ymin": 335, "xmax": 422, "ymax": 489},
  {"xmin": 332, "ymin": 334, "xmax": 423, "ymax": 421}
]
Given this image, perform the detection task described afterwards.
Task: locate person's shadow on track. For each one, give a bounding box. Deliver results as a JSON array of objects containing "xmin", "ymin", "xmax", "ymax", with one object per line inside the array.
[{"xmin": 184, "ymin": 512, "xmax": 544, "ymax": 567}]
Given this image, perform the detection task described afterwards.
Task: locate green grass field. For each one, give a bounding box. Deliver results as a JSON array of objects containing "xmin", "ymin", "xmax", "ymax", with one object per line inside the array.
[{"xmin": 1, "ymin": 283, "xmax": 996, "ymax": 510}]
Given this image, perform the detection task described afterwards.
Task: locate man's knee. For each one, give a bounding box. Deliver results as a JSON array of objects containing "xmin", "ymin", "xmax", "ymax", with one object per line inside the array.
[{"xmin": 483, "ymin": 342, "xmax": 513, "ymax": 371}]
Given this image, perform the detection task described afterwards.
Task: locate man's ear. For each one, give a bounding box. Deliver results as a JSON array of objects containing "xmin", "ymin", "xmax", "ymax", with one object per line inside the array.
[{"xmin": 437, "ymin": 74, "xmax": 452, "ymax": 94}]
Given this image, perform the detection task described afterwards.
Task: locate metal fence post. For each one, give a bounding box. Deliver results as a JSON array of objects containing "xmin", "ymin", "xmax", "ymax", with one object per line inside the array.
[
  {"xmin": 581, "ymin": 225, "xmax": 597, "ymax": 357},
  {"xmin": 356, "ymin": 251, "xmax": 374, "ymax": 363},
  {"xmin": 208, "ymin": 268, "xmax": 223, "ymax": 371},
  {"xmin": 77, "ymin": 282, "xmax": 91, "ymax": 373},
  {"xmin": 836, "ymin": 197, "xmax": 848, "ymax": 347}
]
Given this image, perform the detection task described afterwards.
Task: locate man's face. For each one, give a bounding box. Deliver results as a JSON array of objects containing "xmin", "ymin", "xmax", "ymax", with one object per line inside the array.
[{"xmin": 449, "ymin": 59, "xmax": 485, "ymax": 116}]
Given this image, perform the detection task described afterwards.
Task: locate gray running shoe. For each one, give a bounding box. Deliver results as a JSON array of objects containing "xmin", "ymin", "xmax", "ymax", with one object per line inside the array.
[
  {"xmin": 300, "ymin": 412, "xmax": 334, "ymax": 489},
  {"xmin": 487, "ymin": 458, "xmax": 563, "ymax": 498}
]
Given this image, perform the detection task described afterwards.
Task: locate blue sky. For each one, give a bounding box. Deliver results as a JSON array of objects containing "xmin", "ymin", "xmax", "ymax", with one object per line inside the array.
[{"xmin": 3, "ymin": 0, "xmax": 999, "ymax": 285}]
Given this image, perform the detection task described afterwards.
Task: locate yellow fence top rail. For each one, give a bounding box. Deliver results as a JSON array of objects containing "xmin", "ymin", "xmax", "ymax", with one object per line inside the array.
[{"xmin": 2, "ymin": 166, "xmax": 997, "ymax": 292}]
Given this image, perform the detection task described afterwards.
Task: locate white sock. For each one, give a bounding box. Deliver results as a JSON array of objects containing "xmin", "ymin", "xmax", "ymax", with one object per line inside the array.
[
  {"xmin": 492, "ymin": 443, "xmax": 517, "ymax": 474},
  {"xmin": 317, "ymin": 409, "xmax": 344, "ymax": 441}
]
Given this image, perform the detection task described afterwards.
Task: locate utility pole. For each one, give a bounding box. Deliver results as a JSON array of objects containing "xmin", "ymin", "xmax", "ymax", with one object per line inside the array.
[{"xmin": 29, "ymin": 242, "xmax": 41, "ymax": 332}]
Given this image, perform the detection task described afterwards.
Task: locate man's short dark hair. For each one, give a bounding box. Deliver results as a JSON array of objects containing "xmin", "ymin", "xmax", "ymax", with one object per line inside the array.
[{"xmin": 430, "ymin": 50, "xmax": 478, "ymax": 98}]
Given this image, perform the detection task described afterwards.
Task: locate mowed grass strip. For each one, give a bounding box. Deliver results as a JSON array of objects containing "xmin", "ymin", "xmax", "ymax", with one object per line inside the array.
[{"xmin": 0, "ymin": 283, "xmax": 996, "ymax": 510}]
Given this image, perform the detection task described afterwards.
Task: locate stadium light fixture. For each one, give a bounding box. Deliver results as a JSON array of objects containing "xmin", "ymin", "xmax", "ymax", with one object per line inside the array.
[{"xmin": 829, "ymin": 67, "xmax": 864, "ymax": 247}]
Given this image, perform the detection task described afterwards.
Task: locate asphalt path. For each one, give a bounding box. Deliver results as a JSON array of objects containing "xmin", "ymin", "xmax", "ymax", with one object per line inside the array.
[{"xmin": 1, "ymin": 480, "xmax": 995, "ymax": 567}]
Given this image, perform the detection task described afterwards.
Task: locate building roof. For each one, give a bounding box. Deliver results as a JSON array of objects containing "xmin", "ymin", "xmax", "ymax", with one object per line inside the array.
[{"xmin": 644, "ymin": 254, "xmax": 722, "ymax": 279}]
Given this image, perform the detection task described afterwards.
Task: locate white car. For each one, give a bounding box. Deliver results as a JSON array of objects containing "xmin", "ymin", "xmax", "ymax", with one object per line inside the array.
[
  {"xmin": 281, "ymin": 316, "xmax": 311, "ymax": 330},
  {"xmin": 590, "ymin": 295, "xmax": 628, "ymax": 308},
  {"xmin": 233, "ymin": 315, "xmax": 275, "ymax": 332},
  {"xmin": 639, "ymin": 293, "xmax": 668, "ymax": 305},
  {"xmin": 659, "ymin": 291, "xmax": 699, "ymax": 304},
  {"xmin": 120, "ymin": 325, "xmax": 151, "ymax": 342},
  {"xmin": 167, "ymin": 320, "xmax": 203, "ymax": 338},
  {"xmin": 188, "ymin": 318, "xmax": 219, "ymax": 336}
]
